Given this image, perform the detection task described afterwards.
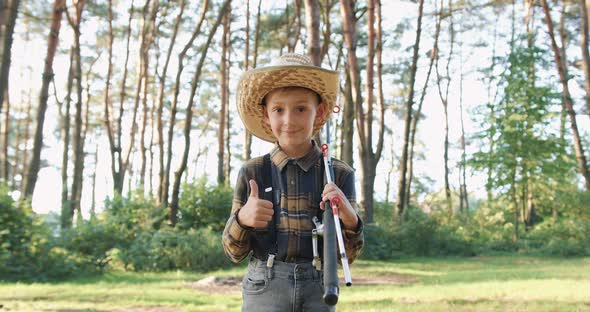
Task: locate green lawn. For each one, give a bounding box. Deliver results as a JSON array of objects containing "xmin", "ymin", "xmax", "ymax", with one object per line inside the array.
[{"xmin": 2, "ymin": 256, "xmax": 589, "ymax": 311}]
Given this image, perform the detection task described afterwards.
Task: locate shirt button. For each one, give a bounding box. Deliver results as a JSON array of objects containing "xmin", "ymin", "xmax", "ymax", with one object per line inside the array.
[{"xmin": 290, "ymin": 180, "xmax": 295, "ymax": 185}]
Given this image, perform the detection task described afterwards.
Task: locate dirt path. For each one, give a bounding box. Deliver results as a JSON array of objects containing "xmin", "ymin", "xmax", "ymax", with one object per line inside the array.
[{"xmin": 187, "ymin": 274, "xmax": 417, "ymax": 294}]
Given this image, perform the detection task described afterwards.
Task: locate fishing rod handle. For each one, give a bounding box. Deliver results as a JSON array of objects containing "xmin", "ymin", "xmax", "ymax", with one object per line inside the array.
[{"xmin": 322, "ymin": 202, "xmax": 339, "ymax": 306}]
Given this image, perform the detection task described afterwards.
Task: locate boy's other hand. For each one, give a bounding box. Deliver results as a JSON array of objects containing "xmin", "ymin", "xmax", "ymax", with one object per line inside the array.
[
  {"xmin": 320, "ymin": 182, "xmax": 359, "ymax": 231},
  {"xmin": 237, "ymin": 179, "xmax": 275, "ymax": 229}
]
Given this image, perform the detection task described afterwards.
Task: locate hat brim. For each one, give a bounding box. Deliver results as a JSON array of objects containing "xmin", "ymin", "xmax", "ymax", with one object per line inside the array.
[{"xmin": 237, "ymin": 65, "xmax": 339, "ymax": 143}]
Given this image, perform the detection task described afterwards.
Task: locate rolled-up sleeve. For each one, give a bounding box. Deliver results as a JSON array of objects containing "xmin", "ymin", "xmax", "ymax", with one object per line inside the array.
[
  {"xmin": 222, "ymin": 167, "xmax": 252, "ymax": 263},
  {"xmin": 336, "ymin": 166, "xmax": 364, "ymax": 264}
]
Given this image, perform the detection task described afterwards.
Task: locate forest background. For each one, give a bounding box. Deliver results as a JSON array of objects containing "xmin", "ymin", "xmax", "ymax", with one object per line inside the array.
[{"xmin": 1, "ymin": 0, "xmax": 590, "ymax": 281}]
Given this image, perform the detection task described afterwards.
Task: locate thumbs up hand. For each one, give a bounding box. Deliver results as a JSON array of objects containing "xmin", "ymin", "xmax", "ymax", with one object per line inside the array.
[{"xmin": 236, "ymin": 179, "xmax": 275, "ymax": 229}]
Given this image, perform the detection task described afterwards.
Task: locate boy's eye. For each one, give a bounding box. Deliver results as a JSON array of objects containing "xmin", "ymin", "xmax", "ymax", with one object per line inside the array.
[{"xmin": 297, "ymin": 107, "xmax": 306, "ymax": 112}]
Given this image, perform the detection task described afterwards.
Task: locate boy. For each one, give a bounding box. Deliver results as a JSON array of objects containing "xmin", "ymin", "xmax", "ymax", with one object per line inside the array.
[{"xmin": 222, "ymin": 53, "xmax": 364, "ymax": 311}]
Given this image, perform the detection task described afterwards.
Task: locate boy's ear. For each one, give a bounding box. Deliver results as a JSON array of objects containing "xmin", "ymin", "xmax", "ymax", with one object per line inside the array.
[
  {"xmin": 315, "ymin": 102, "xmax": 327, "ymax": 123},
  {"xmin": 262, "ymin": 106, "xmax": 270, "ymax": 125}
]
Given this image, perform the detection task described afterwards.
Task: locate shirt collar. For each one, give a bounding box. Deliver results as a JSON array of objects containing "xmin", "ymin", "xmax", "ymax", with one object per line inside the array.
[{"xmin": 270, "ymin": 140, "xmax": 322, "ymax": 172}]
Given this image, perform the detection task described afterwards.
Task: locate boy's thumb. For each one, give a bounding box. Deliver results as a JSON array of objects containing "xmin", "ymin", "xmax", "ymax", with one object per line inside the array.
[{"xmin": 248, "ymin": 179, "xmax": 259, "ymax": 198}]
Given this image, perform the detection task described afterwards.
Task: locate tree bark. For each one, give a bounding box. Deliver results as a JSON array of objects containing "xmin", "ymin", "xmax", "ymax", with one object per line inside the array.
[
  {"xmin": 243, "ymin": 0, "xmax": 252, "ymax": 161},
  {"xmin": 339, "ymin": 0, "xmax": 360, "ymax": 183},
  {"xmin": 224, "ymin": 9, "xmax": 232, "ymax": 185},
  {"xmin": 138, "ymin": 0, "xmax": 158, "ymax": 189},
  {"xmin": 156, "ymin": 0, "xmax": 185, "ymax": 204},
  {"xmin": 112, "ymin": 0, "xmax": 135, "ymax": 195},
  {"xmin": 580, "ymin": 0, "xmax": 590, "ymax": 117},
  {"xmin": 406, "ymin": 3, "xmax": 438, "ymax": 210},
  {"xmin": 541, "ymin": 0, "xmax": 590, "ymax": 191},
  {"xmin": 434, "ymin": 0, "xmax": 454, "ymax": 217},
  {"xmin": 0, "ymin": 0, "xmax": 20, "ymax": 117},
  {"xmin": 1, "ymin": 87, "xmax": 9, "ymax": 183},
  {"xmin": 218, "ymin": 4, "xmax": 231, "ymax": 186},
  {"xmin": 340, "ymin": 61, "xmax": 354, "ymax": 167},
  {"xmin": 458, "ymin": 15, "xmax": 468, "ymax": 213},
  {"xmin": 396, "ymin": 0, "xmax": 424, "ymax": 219},
  {"xmin": 23, "ymin": 0, "xmax": 66, "ymax": 199},
  {"xmin": 169, "ymin": 0, "xmax": 230, "ymax": 226},
  {"xmin": 163, "ymin": 0, "xmax": 209, "ymax": 209},
  {"xmin": 304, "ymin": 0, "xmax": 320, "ymax": 65},
  {"xmin": 319, "ymin": 0, "xmax": 337, "ymax": 64},
  {"xmin": 66, "ymin": 0, "xmax": 86, "ymax": 225},
  {"xmin": 103, "ymin": 0, "xmax": 117, "ymax": 198},
  {"xmin": 60, "ymin": 48, "xmax": 74, "ymax": 229}
]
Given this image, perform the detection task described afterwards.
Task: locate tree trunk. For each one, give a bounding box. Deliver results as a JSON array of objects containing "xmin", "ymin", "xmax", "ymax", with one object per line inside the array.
[
  {"xmin": 458, "ymin": 17, "xmax": 468, "ymax": 213},
  {"xmin": 0, "ymin": 0, "xmax": 20, "ymax": 116},
  {"xmin": 434, "ymin": 0, "xmax": 454, "ymax": 217},
  {"xmin": 541, "ymin": 0, "xmax": 590, "ymax": 191},
  {"xmin": 1, "ymin": 87, "xmax": 9, "ymax": 183},
  {"xmin": 104, "ymin": 0, "xmax": 118, "ymax": 198},
  {"xmin": 286, "ymin": 0, "xmax": 301, "ymax": 53},
  {"xmin": 580, "ymin": 0, "xmax": 590, "ymax": 117},
  {"xmin": 339, "ymin": 0, "xmax": 361, "ymax": 201},
  {"xmin": 90, "ymin": 143, "xmax": 98, "ymax": 219},
  {"xmin": 19, "ymin": 86, "xmax": 32, "ymax": 190},
  {"xmin": 511, "ymin": 167, "xmax": 518, "ymax": 242},
  {"xmin": 396, "ymin": 0, "xmax": 424, "ymax": 219},
  {"xmin": 218, "ymin": 4, "xmax": 230, "ymax": 186},
  {"xmin": 61, "ymin": 48, "xmax": 74, "ymax": 229},
  {"xmin": 224, "ymin": 11, "xmax": 232, "ymax": 185},
  {"xmin": 406, "ymin": 0, "xmax": 438, "ymax": 210},
  {"xmin": 304, "ymin": 0, "xmax": 320, "ymax": 65},
  {"xmin": 23, "ymin": 0, "xmax": 66, "ymax": 199},
  {"xmin": 163, "ymin": 0, "xmax": 209, "ymax": 209},
  {"xmin": 113, "ymin": 0, "xmax": 135, "ymax": 195},
  {"xmin": 319, "ymin": 0, "xmax": 337, "ymax": 64},
  {"xmin": 156, "ymin": 0, "xmax": 185, "ymax": 203},
  {"xmin": 486, "ymin": 13, "xmax": 500, "ymax": 203},
  {"xmin": 340, "ymin": 60, "xmax": 354, "ymax": 167},
  {"xmin": 244, "ymin": 0, "xmax": 262, "ymax": 161},
  {"xmin": 243, "ymin": 0, "xmax": 252, "ymax": 161},
  {"xmin": 169, "ymin": 0, "xmax": 230, "ymax": 226},
  {"xmin": 67, "ymin": 0, "xmax": 86, "ymax": 224},
  {"xmin": 139, "ymin": 0, "xmax": 158, "ymax": 189}
]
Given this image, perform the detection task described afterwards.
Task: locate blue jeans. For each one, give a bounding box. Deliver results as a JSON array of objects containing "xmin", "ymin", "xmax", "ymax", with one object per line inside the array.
[{"xmin": 242, "ymin": 257, "xmax": 334, "ymax": 312}]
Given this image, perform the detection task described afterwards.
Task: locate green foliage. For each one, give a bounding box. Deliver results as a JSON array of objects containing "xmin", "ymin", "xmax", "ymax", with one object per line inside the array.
[
  {"xmin": 118, "ymin": 226, "xmax": 230, "ymax": 272},
  {"xmin": 362, "ymin": 205, "xmax": 475, "ymax": 259},
  {"xmin": 0, "ymin": 188, "xmax": 39, "ymax": 280},
  {"xmin": 178, "ymin": 177, "xmax": 233, "ymax": 231},
  {"xmin": 523, "ymin": 219, "xmax": 590, "ymax": 256},
  {"xmin": 100, "ymin": 189, "xmax": 232, "ymax": 272},
  {"xmin": 59, "ymin": 220, "xmax": 121, "ymax": 273},
  {"xmin": 0, "ymin": 187, "xmax": 92, "ymax": 281}
]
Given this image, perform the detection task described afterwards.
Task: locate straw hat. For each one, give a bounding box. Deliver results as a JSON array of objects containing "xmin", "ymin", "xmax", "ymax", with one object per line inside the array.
[{"xmin": 237, "ymin": 53, "xmax": 339, "ymax": 142}]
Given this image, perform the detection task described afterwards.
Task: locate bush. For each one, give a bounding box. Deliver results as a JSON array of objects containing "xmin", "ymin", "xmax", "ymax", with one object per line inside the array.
[
  {"xmin": 59, "ymin": 220, "xmax": 122, "ymax": 272},
  {"xmin": 0, "ymin": 190, "xmax": 39, "ymax": 280},
  {"xmin": 119, "ymin": 226, "xmax": 231, "ymax": 272},
  {"xmin": 524, "ymin": 219, "xmax": 590, "ymax": 256},
  {"xmin": 361, "ymin": 224, "xmax": 403, "ymax": 259},
  {"xmin": 0, "ymin": 188, "xmax": 95, "ymax": 281},
  {"xmin": 178, "ymin": 178, "xmax": 233, "ymax": 231}
]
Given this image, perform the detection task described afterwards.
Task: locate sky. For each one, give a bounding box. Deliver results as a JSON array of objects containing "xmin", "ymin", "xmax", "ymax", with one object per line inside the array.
[{"xmin": 7, "ymin": 0, "xmax": 589, "ymax": 217}]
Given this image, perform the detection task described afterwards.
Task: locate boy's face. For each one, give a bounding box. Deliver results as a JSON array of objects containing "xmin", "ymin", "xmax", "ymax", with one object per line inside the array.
[{"xmin": 263, "ymin": 87, "xmax": 326, "ymax": 154}]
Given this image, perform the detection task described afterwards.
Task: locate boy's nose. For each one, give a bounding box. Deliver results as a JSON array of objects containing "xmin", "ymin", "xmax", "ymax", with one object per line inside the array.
[{"xmin": 283, "ymin": 110, "xmax": 295, "ymax": 124}]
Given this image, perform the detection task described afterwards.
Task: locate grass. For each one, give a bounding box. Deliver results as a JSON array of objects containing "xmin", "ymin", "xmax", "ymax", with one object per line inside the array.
[{"xmin": 1, "ymin": 256, "xmax": 589, "ymax": 311}]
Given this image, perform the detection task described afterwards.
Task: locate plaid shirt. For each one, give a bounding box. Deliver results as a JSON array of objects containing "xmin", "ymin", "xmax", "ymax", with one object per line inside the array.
[{"xmin": 222, "ymin": 142, "xmax": 364, "ymax": 264}]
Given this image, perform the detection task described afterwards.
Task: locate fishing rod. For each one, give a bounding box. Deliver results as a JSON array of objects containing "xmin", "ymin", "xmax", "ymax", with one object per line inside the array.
[{"xmin": 313, "ymin": 104, "xmax": 352, "ymax": 306}]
